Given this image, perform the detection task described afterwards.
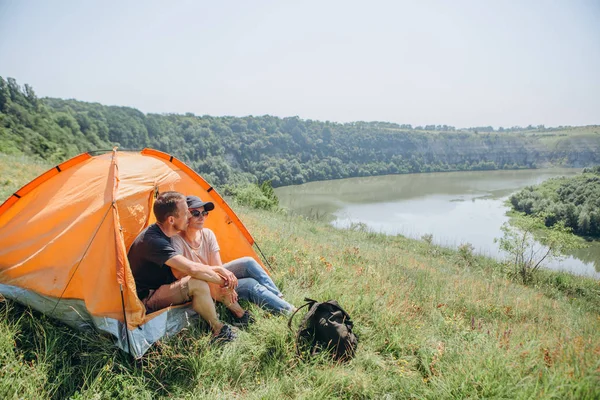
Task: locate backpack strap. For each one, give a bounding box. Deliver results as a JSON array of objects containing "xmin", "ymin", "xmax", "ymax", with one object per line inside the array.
[
  {"xmin": 287, "ymin": 300, "xmax": 313, "ymax": 333},
  {"xmin": 297, "ymin": 299, "xmax": 323, "ymax": 334},
  {"xmin": 287, "ymin": 298, "xmax": 320, "ymax": 358}
]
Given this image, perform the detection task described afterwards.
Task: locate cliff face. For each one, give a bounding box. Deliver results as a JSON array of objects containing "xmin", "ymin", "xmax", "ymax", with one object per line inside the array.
[
  {"xmin": 321, "ymin": 129, "xmax": 600, "ymax": 181},
  {"xmin": 419, "ymin": 134, "xmax": 600, "ymax": 167}
]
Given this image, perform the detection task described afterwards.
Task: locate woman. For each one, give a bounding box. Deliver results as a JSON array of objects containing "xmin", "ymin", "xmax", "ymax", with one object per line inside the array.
[{"xmin": 171, "ymin": 195, "xmax": 295, "ymax": 320}]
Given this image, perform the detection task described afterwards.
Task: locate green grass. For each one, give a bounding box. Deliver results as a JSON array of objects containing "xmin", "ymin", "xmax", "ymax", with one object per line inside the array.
[
  {"xmin": 0, "ymin": 153, "xmax": 51, "ymax": 201},
  {"xmin": 1, "ymin": 156, "xmax": 599, "ymax": 399},
  {"xmin": 532, "ymin": 126, "xmax": 600, "ymax": 147}
]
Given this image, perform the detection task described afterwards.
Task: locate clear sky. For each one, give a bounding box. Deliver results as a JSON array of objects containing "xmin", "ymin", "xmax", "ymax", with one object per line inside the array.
[{"xmin": 1, "ymin": 0, "xmax": 598, "ymax": 128}]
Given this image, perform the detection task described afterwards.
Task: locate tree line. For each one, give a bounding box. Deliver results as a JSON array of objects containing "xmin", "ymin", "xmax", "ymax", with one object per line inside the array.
[{"xmin": 2, "ymin": 76, "xmax": 600, "ymax": 188}]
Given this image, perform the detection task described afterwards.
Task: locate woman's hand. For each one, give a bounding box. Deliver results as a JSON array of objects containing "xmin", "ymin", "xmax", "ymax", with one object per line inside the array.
[
  {"xmin": 228, "ymin": 287, "xmax": 239, "ymax": 304},
  {"xmin": 218, "ymin": 286, "xmax": 238, "ymax": 304}
]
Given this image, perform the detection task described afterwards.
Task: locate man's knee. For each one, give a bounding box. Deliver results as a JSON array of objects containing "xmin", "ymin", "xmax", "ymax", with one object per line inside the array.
[{"xmin": 188, "ymin": 278, "xmax": 210, "ymax": 298}]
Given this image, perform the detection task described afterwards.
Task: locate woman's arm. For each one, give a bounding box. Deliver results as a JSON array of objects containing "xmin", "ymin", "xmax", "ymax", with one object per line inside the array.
[
  {"xmin": 209, "ymin": 250, "xmax": 223, "ymax": 267},
  {"xmin": 211, "ymin": 250, "xmax": 237, "ymax": 302},
  {"xmin": 207, "ymin": 239, "xmax": 237, "ymax": 302}
]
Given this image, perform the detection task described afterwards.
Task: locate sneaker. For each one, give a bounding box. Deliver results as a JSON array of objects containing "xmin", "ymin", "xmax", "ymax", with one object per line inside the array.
[
  {"xmin": 230, "ymin": 310, "xmax": 255, "ymax": 328},
  {"xmin": 211, "ymin": 324, "xmax": 237, "ymax": 345}
]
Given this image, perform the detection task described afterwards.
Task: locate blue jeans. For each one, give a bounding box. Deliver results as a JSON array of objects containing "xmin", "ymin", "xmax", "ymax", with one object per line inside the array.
[{"xmin": 223, "ymin": 257, "xmax": 294, "ymax": 314}]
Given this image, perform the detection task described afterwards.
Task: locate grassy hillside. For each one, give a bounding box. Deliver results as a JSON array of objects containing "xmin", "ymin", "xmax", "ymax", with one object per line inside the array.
[
  {"xmin": 0, "ymin": 153, "xmax": 51, "ymax": 201},
  {"xmin": 1, "ymin": 157, "xmax": 599, "ymax": 399}
]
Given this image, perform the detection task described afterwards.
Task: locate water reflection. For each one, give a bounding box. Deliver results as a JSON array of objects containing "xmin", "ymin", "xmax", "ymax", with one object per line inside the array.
[{"xmin": 276, "ymin": 169, "xmax": 600, "ymax": 279}]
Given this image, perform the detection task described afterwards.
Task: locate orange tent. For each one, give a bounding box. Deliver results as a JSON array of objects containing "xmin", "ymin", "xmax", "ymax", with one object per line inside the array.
[{"xmin": 0, "ymin": 148, "xmax": 265, "ymax": 357}]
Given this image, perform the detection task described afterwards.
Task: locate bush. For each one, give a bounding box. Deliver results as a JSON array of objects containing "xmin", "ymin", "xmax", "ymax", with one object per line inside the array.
[
  {"xmin": 582, "ymin": 165, "xmax": 600, "ymax": 174},
  {"xmin": 225, "ymin": 181, "xmax": 280, "ymax": 211},
  {"xmin": 457, "ymin": 242, "xmax": 475, "ymax": 267},
  {"xmin": 421, "ymin": 234, "xmax": 433, "ymax": 245},
  {"xmin": 495, "ymin": 214, "xmax": 584, "ymax": 284}
]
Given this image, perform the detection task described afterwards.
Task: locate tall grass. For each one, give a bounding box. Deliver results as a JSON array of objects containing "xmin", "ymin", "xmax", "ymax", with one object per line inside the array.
[
  {"xmin": 0, "ymin": 153, "xmax": 51, "ymax": 201},
  {"xmin": 1, "ymin": 156, "xmax": 599, "ymax": 399}
]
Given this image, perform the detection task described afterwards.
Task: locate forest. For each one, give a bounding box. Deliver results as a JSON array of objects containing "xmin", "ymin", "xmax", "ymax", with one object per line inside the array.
[
  {"xmin": 2, "ymin": 76, "xmax": 600, "ymax": 188},
  {"xmin": 509, "ymin": 166, "xmax": 600, "ymax": 238}
]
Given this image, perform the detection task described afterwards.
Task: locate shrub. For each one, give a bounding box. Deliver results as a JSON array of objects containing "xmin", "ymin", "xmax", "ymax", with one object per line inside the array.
[
  {"xmin": 225, "ymin": 181, "xmax": 280, "ymax": 211},
  {"xmin": 495, "ymin": 214, "xmax": 584, "ymax": 284},
  {"xmin": 421, "ymin": 234, "xmax": 433, "ymax": 245},
  {"xmin": 457, "ymin": 242, "xmax": 475, "ymax": 267}
]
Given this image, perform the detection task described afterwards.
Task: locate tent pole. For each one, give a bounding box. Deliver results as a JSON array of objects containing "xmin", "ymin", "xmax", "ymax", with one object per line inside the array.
[
  {"xmin": 120, "ymin": 284, "xmax": 133, "ymax": 356},
  {"xmin": 253, "ymin": 242, "xmax": 274, "ymax": 272}
]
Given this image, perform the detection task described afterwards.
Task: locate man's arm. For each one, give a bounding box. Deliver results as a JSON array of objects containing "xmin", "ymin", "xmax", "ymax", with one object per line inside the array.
[
  {"xmin": 166, "ymin": 255, "xmax": 223, "ymax": 284},
  {"xmin": 166, "ymin": 255, "xmax": 237, "ymax": 288}
]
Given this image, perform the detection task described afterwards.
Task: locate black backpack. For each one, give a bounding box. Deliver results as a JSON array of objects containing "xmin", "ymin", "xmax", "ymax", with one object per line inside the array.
[{"xmin": 288, "ymin": 298, "xmax": 358, "ymax": 362}]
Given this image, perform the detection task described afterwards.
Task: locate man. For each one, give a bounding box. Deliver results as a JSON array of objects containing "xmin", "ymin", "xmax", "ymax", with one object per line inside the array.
[{"xmin": 128, "ymin": 191, "xmax": 237, "ymax": 343}]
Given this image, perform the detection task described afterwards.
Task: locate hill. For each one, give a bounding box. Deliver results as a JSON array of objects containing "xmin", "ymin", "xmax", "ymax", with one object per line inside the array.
[
  {"xmin": 1, "ymin": 154, "xmax": 599, "ymax": 399},
  {"xmin": 2, "ymin": 77, "xmax": 600, "ymax": 189}
]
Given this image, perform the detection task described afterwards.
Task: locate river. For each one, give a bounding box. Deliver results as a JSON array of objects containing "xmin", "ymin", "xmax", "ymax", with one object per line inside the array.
[{"xmin": 275, "ymin": 169, "xmax": 600, "ymax": 279}]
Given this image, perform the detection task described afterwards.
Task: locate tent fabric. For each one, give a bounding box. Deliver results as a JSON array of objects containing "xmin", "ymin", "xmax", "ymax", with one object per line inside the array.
[
  {"xmin": 0, "ymin": 282, "xmax": 199, "ymax": 356},
  {"xmin": 0, "ymin": 148, "xmax": 264, "ymax": 357}
]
